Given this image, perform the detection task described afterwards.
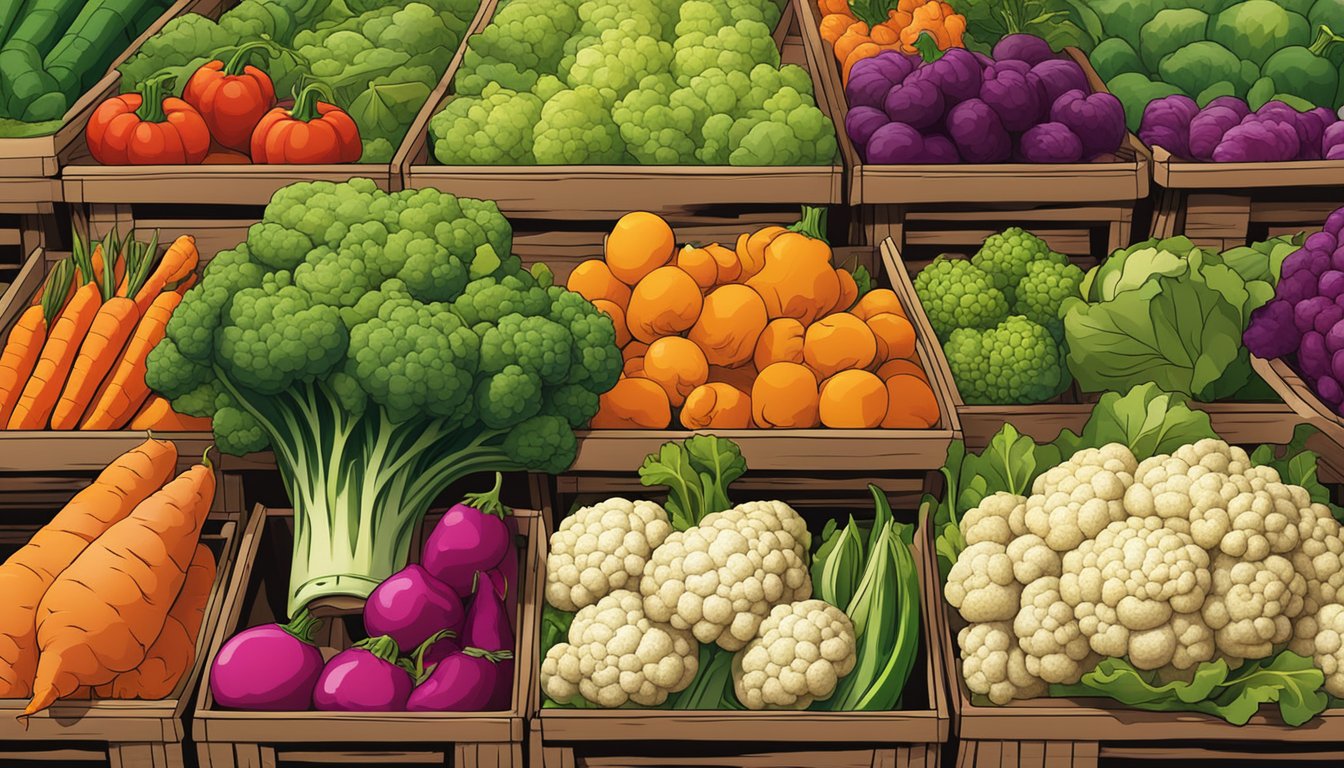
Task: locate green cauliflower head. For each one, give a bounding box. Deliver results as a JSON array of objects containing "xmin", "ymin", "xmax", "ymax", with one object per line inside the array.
[
  {"xmin": 533, "ymin": 85, "xmax": 628, "ymax": 164},
  {"xmin": 944, "ymin": 316, "xmax": 1069, "ymax": 405},
  {"xmin": 913, "ymin": 257, "xmax": 1010, "ymax": 340},
  {"xmin": 430, "ymin": 84, "xmax": 544, "ymax": 165},
  {"xmin": 1013, "ymin": 260, "xmax": 1086, "ymax": 342},
  {"xmin": 971, "ymin": 228, "xmax": 1069, "ymax": 305}
]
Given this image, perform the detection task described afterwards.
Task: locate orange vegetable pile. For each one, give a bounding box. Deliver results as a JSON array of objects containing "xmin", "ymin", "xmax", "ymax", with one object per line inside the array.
[
  {"xmin": 569, "ymin": 209, "xmax": 942, "ymax": 431},
  {"xmin": 0, "ymin": 437, "xmax": 217, "ymax": 713},
  {"xmin": 0, "ymin": 230, "xmax": 210, "ymax": 432},
  {"xmin": 817, "ymin": 0, "xmax": 967, "ymax": 84}
]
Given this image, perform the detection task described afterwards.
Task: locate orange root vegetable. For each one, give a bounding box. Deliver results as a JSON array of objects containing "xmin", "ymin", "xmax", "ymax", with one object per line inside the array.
[
  {"xmin": 745, "ymin": 208, "xmax": 840, "ymax": 325},
  {"xmin": 605, "ymin": 212, "xmax": 675, "ymax": 286},
  {"xmin": 591, "ymin": 377, "xmax": 672, "ymax": 429},
  {"xmin": 818, "ymin": 0, "xmax": 851, "ymax": 16},
  {"xmin": 623, "ymin": 355, "xmax": 646, "ymax": 378},
  {"xmin": 0, "ymin": 437, "xmax": 176, "ymax": 698},
  {"xmin": 592, "ymin": 299, "xmax": 631, "ymax": 348},
  {"xmin": 676, "ymin": 245, "xmax": 719, "ymax": 289},
  {"xmin": 641, "ymin": 337, "xmax": 709, "ymax": 407},
  {"xmin": 567, "ymin": 259, "xmax": 632, "ymax": 310},
  {"xmin": 704, "ymin": 243, "xmax": 741, "ymax": 285},
  {"xmin": 49, "ymin": 297, "xmax": 140, "ymax": 430},
  {"xmin": 834, "ymin": 268, "xmax": 859, "ymax": 313},
  {"xmin": 803, "ymin": 313, "xmax": 877, "ymax": 379},
  {"xmin": 688, "ymin": 285, "xmax": 768, "ymax": 368},
  {"xmin": 681, "ymin": 383, "xmax": 752, "ymax": 429},
  {"xmin": 736, "ymin": 226, "xmax": 786, "ymax": 280},
  {"xmin": 0, "ymin": 304, "xmax": 48, "ymax": 428},
  {"xmin": 820, "ymin": 13, "xmax": 856, "ymax": 46},
  {"xmin": 81, "ymin": 291, "xmax": 182, "ymax": 431},
  {"xmin": 622, "ymin": 341, "xmax": 649, "ymax": 361},
  {"xmin": 27, "ymin": 455, "xmax": 216, "ymax": 716},
  {"xmin": 753, "ymin": 318, "xmax": 807, "ymax": 371},
  {"xmin": 9, "ymin": 282, "xmax": 103, "ymax": 429},
  {"xmin": 819, "ymin": 370, "xmax": 888, "ymax": 428},
  {"xmin": 851, "ymin": 288, "xmax": 905, "ymax": 320},
  {"xmin": 134, "ymin": 236, "xmax": 197, "ymax": 314},
  {"xmin": 833, "ymin": 21, "xmax": 871, "ymax": 64},
  {"xmin": 751, "ymin": 362, "xmax": 820, "ymax": 429},
  {"xmin": 105, "ymin": 544, "xmax": 216, "ymax": 699},
  {"xmin": 882, "ymin": 374, "xmax": 940, "ymax": 428},
  {"xmin": 625, "ymin": 266, "xmax": 703, "ymax": 344},
  {"xmin": 876, "ymin": 358, "xmax": 929, "ymax": 383},
  {"xmin": 707, "ymin": 364, "xmax": 758, "ymax": 395},
  {"xmin": 867, "ymin": 312, "xmax": 917, "ymax": 363},
  {"xmin": 130, "ymin": 396, "xmax": 213, "ymax": 432}
]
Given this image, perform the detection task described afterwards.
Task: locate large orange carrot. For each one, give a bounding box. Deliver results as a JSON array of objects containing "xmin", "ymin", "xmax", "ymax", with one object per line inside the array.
[
  {"xmin": 0, "ymin": 437, "xmax": 177, "ymax": 698},
  {"xmin": 8, "ymin": 281, "xmax": 103, "ymax": 429},
  {"xmin": 0, "ymin": 260, "xmax": 80, "ymax": 427},
  {"xmin": 104, "ymin": 544, "xmax": 216, "ymax": 700},
  {"xmin": 131, "ymin": 396, "xmax": 212, "ymax": 432},
  {"xmin": 134, "ymin": 235, "xmax": 195, "ymax": 314},
  {"xmin": 49, "ymin": 298, "xmax": 140, "ymax": 430},
  {"xmin": 26, "ymin": 453, "xmax": 215, "ymax": 716},
  {"xmin": 81, "ymin": 291, "xmax": 181, "ymax": 431}
]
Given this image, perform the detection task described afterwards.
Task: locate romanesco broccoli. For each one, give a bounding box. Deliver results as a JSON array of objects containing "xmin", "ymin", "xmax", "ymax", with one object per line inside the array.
[
  {"xmin": 1013, "ymin": 260, "xmax": 1085, "ymax": 342},
  {"xmin": 944, "ymin": 316, "xmax": 1069, "ymax": 404},
  {"xmin": 913, "ymin": 257, "xmax": 1010, "ymax": 341},
  {"xmin": 970, "ymin": 227, "xmax": 1069, "ymax": 304}
]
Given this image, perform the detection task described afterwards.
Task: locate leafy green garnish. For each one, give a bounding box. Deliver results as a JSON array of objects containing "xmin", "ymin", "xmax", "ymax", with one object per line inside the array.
[{"xmin": 638, "ymin": 435, "xmax": 746, "ymax": 530}]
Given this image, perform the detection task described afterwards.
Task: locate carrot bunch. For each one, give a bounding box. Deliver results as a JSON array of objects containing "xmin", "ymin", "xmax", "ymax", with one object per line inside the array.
[
  {"xmin": 0, "ymin": 437, "xmax": 217, "ymax": 714},
  {"xmin": 568, "ymin": 209, "xmax": 942, "ymax": 432},
  {"xmin": 0, "ymin": 230, "xmax": 210, "ymax": 433},
  {"xmin": 819, "ymin": 0, "xmax": 967, "ymax": 84}
]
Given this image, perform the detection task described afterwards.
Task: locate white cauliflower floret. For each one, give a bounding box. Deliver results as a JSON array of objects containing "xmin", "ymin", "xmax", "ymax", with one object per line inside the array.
[
  {"xmin": 542, "ymin": 590, "xmax": 698, "ymax": 707},
  {"xmin": 1174, "ymin": 439, "xmax": 1252, "ymax": 476},
  {"xmin": 958, "ymin": 621, "xmax": 1047, "ymax": 704},
  {"xmin": 1006, "ymin": 534, "xmax": 1061, "ymax": 585},
  {"xmin": 961, "ymin": 492, "xmax": 1028, "ymax": 546},
  {"xmin": 1202, "ymin": 553, "xmax": 1306, "ymax": 660},
  {"xmin": 547, "ymin": 498, "xmax": 673, "ymax": 611},
  {"xmin": 1014, "ymin": 577, "xmax": 1096, "ymax": 684},
  {"xmin": 1291, "ymin": 514, "xmax": 1344, "ymax": 657},
  {"xmin": 1024, "ymin": 444, "xmax": 1136, "ymax": 551},
  {"xmin": 733, "ymin": 600, "xmax": 857, "ymax": 710},
  {"xmin": 641, "ymin": 500, "xmax": 811, "ymax": 650},
  {"xmin": 1306, "ymin": 603, "xmax": 1344, "ymax": 697},
  {"xmin": 1154, "ymin": 612, "xmax": 1216, "ymax": 680},
  {"xmin": 946, "ymin": 541, "xmax": 1021, "ymax": 622},
  {"xmin": 1218, "ymin": 480, "xmax": 1309, "ymax": 561}
]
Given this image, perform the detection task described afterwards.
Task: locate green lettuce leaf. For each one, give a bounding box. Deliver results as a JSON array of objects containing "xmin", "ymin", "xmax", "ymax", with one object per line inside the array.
[{"xmin": 1054, "ymin": 383, "xmax": 1218, "ymax": 461}]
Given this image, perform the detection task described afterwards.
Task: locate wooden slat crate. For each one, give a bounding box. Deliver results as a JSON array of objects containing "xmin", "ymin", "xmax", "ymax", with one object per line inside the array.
[
  {"xmin": 397, "ymin": 0, "xmax": 845, "ymax": 272},
  {"xmin": 1252, "ymin": 355, "xmax": 1344, "ymax": 451},
  {"xmin": 192, "ymin": 504, "xmax": 543, "ymax": 768},
  {"xmin": 534, "ymin": 475, "xmax": 949, "ymax": 768},
  {"xmin": 567, "ymin": 241, "xmax": 962, "ymax": 472},
  {"xmin": 796, "ymin": 0, "xmax": 1149, "ymax": 259},
  {"xmin": 0, "ymin": 443, "xmax": 246, "ymax": 767},
  {"xmin": 1149, "ymin": 148, "xmax": 1344, "ymax": 251}
]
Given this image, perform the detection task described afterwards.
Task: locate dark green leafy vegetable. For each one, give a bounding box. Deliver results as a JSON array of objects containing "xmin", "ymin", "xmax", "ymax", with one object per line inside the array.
[{"xmin": 637, "ymin": 434, "xmax": 746, "ymax": 531}]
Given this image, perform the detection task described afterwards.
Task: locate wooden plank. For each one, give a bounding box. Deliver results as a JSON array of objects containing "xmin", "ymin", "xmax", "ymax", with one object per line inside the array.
[
  {"xmin": 1152, "ymin": 145, "xmax": 1344, "ymax": 189},
  {"xmin": 281, "ymin": 750, "xmax": 442, "ymax": 764}
]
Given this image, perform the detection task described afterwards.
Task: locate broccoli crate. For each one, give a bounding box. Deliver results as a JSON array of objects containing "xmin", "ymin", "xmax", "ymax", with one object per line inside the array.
[
  {"xmin": 192, "ymin": 502, "xmax": 543, "ymax": 768},
  {"xmin": 397, "ymin": 0, "xmax": 845, "ymax": 270},
  {"xmin": 0, "ymin": 453, "xmax": 245, "ymax": 768},
  {"xmin": 533, "ymin": 474, "xmax": 949, "ymax": 768},
  {"xmin": 1150, "ymin": 148, "xmax": 1344, "ymax": 251}
]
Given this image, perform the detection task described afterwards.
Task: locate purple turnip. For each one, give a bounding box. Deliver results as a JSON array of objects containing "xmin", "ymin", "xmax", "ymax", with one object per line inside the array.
[
  {"xmin": 313, "ymin": 635, "xmax": 415, "ymax": 712},
  {"xmin": 422, "ymin": 634, "xmax": 462, "ymax": 671},
  {"xmin": 406, "ymin": 647, "xmax": 514, "ymax": 712},
  {"xmin": 463, "ymin": 571, "xmax": 514, "ymax": 653},
  {"xmin": 210, "ymin": 608, "xmax": 325, "ymax": 711},
  {"xmin": 422, "ymin": 473, "xmax": 512, "ymax": 595},
  {"xmin": 364, "ymin": 564, "xmax": 466, "ymax": 654}
]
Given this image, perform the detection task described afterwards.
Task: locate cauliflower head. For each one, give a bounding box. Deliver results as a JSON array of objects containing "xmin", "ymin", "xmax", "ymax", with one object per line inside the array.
[
  {"xmin": 960, "ymin": 491, "xmax": 1028, "ymax": 547},
  {"xmin": 542, "ymin": 590, "xmax": 699, "ymax": 707},
  {"xmin": 970, "ymin": 227, "xmax": 1068, "ymax": 305},
  {"xmin": 1025, "ymin": 443, "xmax": 1137, "ymax": 551},
  {"xmin": 958, "ymin": 621, "xmax": 1047, "ymax": 704},
  {"xmin": 945, "ymin": 541, "xmax": 1021, "ymax": 622},
  {"xmin": 641, "ymin": 500, "xmax": 812, "ymax": 650},
  {"xmin": 546, "ymin": 497, "xmax": 673, "ymax": 611},
  {"xmin": 733, "ymin": 600, "xmax": 857, "ymax": 710},
  {"xmin": 1202, "ymin": 553, "xmax": 1306, "ymax": 660},
  {"xmin": 1305, "ymin": 603, "xmax": 1344, "ymax": 697},
  {"xmin": 1014, "ymin": 576, "xmax": 1096, "ymax": 684}
]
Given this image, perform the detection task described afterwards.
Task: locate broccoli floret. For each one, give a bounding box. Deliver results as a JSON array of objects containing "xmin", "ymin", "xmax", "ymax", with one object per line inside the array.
[
  {"xmin": 1013, "ymin": 260, "xmax": 1086, "ymax": 342},
  {"xmin": 454, "ymin": 0, "xmax": 578, "ymax": 95},
  {"xmin": 430, "ymin": 85, "xmax": 544, "ymax": 165},
  {"xmin": 675, "ymin": 0, "xmax": 780, "ymax": 40},
  {"xmin": 672, "ymin": 19, "xmax": 779, "ymax": 84},
  {"xmin": 726, "ymin": 87, "xmax": 837, "ymax": 166},
  {"xmin": 969, "ymin": 227, "xmax": 1069, "ymax": 304},
  {"xmin": 565, "ymin": 21, "xmax": 674, "ymax": 104},
  {"xmin": 533, "ymin": 86, "xmax": 627, "ymax": 164},
  {"xmin": 913, "ymin": 257, "xmax": 1010, "ymax": 340},
  {"xmin": 614, "ymin": 74, "xmax": 700, "ymax": 164},
  {"xmin": 943, "ymin": 316, "xmax": 1069, "ymax": 405},
  {"xmin": 118, "ymin": 14, "xmax": 239, "ymax": 89}
]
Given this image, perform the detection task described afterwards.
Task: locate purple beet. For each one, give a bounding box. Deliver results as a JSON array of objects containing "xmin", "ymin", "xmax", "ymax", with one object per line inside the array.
[
  {"xmin": 406, "ymin": 647, "xmax": 513, "ymax": 712},
  {"xmin": 364, "ymin": 564, "xmax": 466, "ymax": 654},
  {"xmin": 313, "ymin": 635, "xmax": 415, "ymax": 712},
  {"xmin": 463, "ymin": 570, "xmax": 514, "ymax": 653},
  {"xmin": 422, "ymin": 473, "xmax": 512, "ymax": 596},
  {"xmin": 210, "ymin": 608, "xmax": 325, "ymax": 710}
]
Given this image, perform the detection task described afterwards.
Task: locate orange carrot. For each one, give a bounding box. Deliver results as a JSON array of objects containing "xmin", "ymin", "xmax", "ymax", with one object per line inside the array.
[
  {"xmin": 26, "ymin": 452, "xmax": 216, "ymax": 717},
  {"xmin": 0, "ymin": 259, "xmax": 70, "ymax": 428},
  {"xmin": 81, "ymin": 291, "xmax": 181, "ymax": 431},
  {"xmin": 173, "ymin": 273, "xmax": 199, "ymax": 295},
  {"xmin": 0, "ymin": 437, "xmax": 177, "ymax": 698},
  {"xmin": 117, "ymin": 231, "xmax": 158, "ymax": 299},
  {"xmin": 8, "ymin": 281, "xmax": 103, "ymax": 429},
  {"xmin": 131, "ymin": 396, "xmax": 212, "ymax": 432},
  {"xmin": 105, "ymin": 544, "xmax": 216, "ymax": 700},
  {"xmin": 49, "ymin": 297, "xmax": 140, "ymax": 430},
  {"xmin": 134, "ymin": 235, "xmax": 195, "ymax": 314}
]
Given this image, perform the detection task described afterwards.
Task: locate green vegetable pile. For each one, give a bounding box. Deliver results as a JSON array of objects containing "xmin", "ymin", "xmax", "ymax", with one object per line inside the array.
[
  {"xmin": 144, "ymin": 177, "xmax": 622, "ymax": 613},
  {"xmin": 428, "ymin": 0, "xmax": 837, "ymax": 166},
  {"xmin": 118, "ymin": 0, "xmax": 480, "ymax": 161}
]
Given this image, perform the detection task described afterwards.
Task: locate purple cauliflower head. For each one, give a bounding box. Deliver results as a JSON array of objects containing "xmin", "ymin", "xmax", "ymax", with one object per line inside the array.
[
  {"xmin": 1322, "ymin": 122, "xmax": 1344, "ymax": 161},
  {"xmin": 921, "ymin": 48, "xmax": 984, "ymax": 105},
  {"xmin": 1031, "ymin": 59, "xmax": 1089, "ymax": 107},
  {"xmin": 1049, "ymin": 90, "xmax": 1125, "ymax": 159},
  {"xmin": 865, "ymin": 121, "xmax": 957, "ymax": 164},
  {"xmin": 883, "ymin": 75, "xmax": 945, "ymax": 131},
  {"xmin": 1244, "ymin": 298, "xmax": 1300, "ymax": 359},
  {"xmin": 846, "ymin": 106, "xmax": 890, "ymax": 156},
  {"xmin": 1203, "ymin": 96, "xmax": 1250, "ymax": 120},
  {"xmin": 947, "ymin": 98, "xmax": 1012, "ymax": 163},
  {"xmin": 1018, "ymin": 121, "xmax": 1084, "ymax": 162},
  {"xmin": 992, "ymin": 34, "xmax": 1057, "ymax": 66},
  {"xmin": 923, "ymin": 134, "xmax": 961, "ymax": 163},
  {"xmin": 1326, "ymin": 207, "xmax": 1344, "ymax": 239},
  {"xmin": 1138, "ymin": 94, "xmax": 1199, "ymax": 159},
  {"xmin": 980, "ymin": 67, "xmax": 1044, "ymax": 133},
  {"xmin": 846, "ymin": 51, "xmax": 917, "ymax": 110},
  {"xmin": 1188, "ymin": 105, "xmax": 1242, "ymax": 162},
  {"xmin": 1294, "ymin": 107, "xmax": 1336, "ymax": 161},
  {"xmin": 1212, "ymin": 118, "xmax": 1300, "ymax": 162}
]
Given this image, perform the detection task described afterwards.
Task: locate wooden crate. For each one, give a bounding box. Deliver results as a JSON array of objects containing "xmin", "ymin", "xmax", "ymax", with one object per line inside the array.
[
  {"xmin": 796, "ymin": 0, "xmax": 1149, "ymax": 259},
  {"xmin": 0, "ymin": 442, "xmax": 246, "ymax": 767},
  {"xmin": 1149, "ymin": 148, "xmax": 1344, "ymax": 251},
  {"xmin": 533, "ymin": 475, "xmax": 949, "ymax": 768},
  {"xmin": 192, "ymin": 504, "xmax": 543, "ymax": 768},
  {"xmin": 567, "ymin": 240, "xmax": 962, "ymax": 472},
  {"xmin": 397, "ymin": 0, "xmax": 846, "ymax": 272},
  {"xmin": 1252, "ymin": 355, "xmax": 1344, "ymax": 451}
]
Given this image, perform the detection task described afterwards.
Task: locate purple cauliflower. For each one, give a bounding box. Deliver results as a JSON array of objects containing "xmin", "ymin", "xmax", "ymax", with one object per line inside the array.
[
  {"xmin": 1049, "ymin": 90, "xmax": 1125, "ymax": 159},
  {"xmin": 866, "ymin": 122, "xmax": 957, "ymax": 164},
  {"xmin": 1296, "ymin": 296, "xmax": 1335, "ymax": 334},
  {"xmin": 947, "ymin": 98, "xmax": 1012, "ymax": 163},
  {"xmin": 1203, "ymin": 96, "xmax": 1250, "ymax": 120},
  {"xmin": 1188, "ymin": 105, "xmax": 1243, "ymax": 162},
  {"xmin": 972, "ymin": 51, "xmax": 994, "ymax": 68},
  {"xmin": 1329, "ymin": 320, "xmax": 1344, "ymax": 353},
  {"xmin": 980, "ymin": 67, "xmax": 1044, "ymax": 132},
  {"xmin": 884, "ymin": 76, "xmax": 945, "ymax": 131},
  {"xmin": 1321, "ymin": 270, "xmax": 1344, "ymax": 299},
  {"xmin": 1138, "ymin": 94, "xmax": 1199, "ymax": 159},
  {"xmin": 1323, "ymin": 121, "xmax": 1344, "ymax": 160},
  {"xmin": 846, "ymin": 51, "xmax": 916, "ymax": 110},
  {"xmin": 984, "ymin": 59, "xmax": 1031, "ymax": 77},
  {"xmin": 1317, "ymin": 375, "xmax": 1344, "ymax": 408},
  {"xmin": 1327, "ymin": 208, "xmax": 1344, "ymax": 239},
  {"xmin": 1031, "ymin": 59, "xmax": 1089, "ymax": 106},
  {"xmin": 1212, "ymin": 118, "xmax": 1300, "ymax": 162},
  {"xmin": 923, "ymin": 134, "xmax": 961, "ymax": 163},
  {"xmin": 920, "ymin": 48, "xmax": 983, "ymax": 104},
  {"xmin": 846, "ymin": 106, "xmax": 889, "ymax": 154},
  {"xmin": 1294, "ymin": 107, "xmax": 1336, "ymax": 161},
  {"xmin": 1256, "ymin": 100, "xmax": 1301, "ymax": 125},
  {"xmin": 992, "ymin": 34, "xmax": 1057, "ymax": 66},
  {"xmin": 1018, "ymin": 121, "xmax": 1084, "ymax": 162},
  {"xmin": 1315, "ymin": 304, "xmax": 1344, "ymax": 336},
  {"xmin": 1302, "ymin": 331, "xmax": 1330, "ymax": 381}
]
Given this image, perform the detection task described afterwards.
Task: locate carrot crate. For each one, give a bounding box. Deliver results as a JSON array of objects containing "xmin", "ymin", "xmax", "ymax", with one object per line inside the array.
[
  {"xmin": 192, "ymin": 504, "xmax": 543, "ymax": 768},
  {"xmin": 0, "ymin": 452, "xmax": 246, "ymax": 768},
  {"xmin": 533, "ymin": 475, "xmax": 949, "ymax": 768}
]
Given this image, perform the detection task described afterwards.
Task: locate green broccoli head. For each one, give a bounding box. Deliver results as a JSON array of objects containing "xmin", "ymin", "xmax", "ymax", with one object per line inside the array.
[
  {"xmin": 614, "ymin": 74, "xmax": 700, "ymax": 164},
  {"xmin": 969, "ymin": 227, "xmax": 1069, "ymax": 304},
  {"xmin": 672, "ymin": 19, "xmax": 780, "ymax": 84},
  {"xmin": 429, "ymin": 85, "xmax": 544, "ymax": 165},
  {"xmin": 533, "ymin": 85, "xmax": 627, "ymax": 164},
  {"xmin": 913, "ymin": 257, "xmax": 1010, "ymax": 341},
  {"xmin": 1013, "ymin": 260, "xmax": 1086, "ymax": 342},
  {"xmin": 565, "ymin": 21, "xmax": 674, "ymax": 104},
  {"xmin": 943, "ymin": 316, "xmax": 1069, "ymax": 405},
  {"xmin": 453, "ymin": 0, "xmax": 578, "ymax": 96}
]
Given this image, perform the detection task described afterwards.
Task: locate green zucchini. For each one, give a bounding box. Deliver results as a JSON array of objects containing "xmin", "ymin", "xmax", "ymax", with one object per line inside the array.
[
  {"xmin": 0, "ymin": 0, "xmax": 82, "ymax": 116},
  {"xmin": 44, "ymin": 0, "xmax": 157, "ymax": 97},
  {"xmin": 0, "ymin": 0, "xmax": 27, "ymax": 49}
]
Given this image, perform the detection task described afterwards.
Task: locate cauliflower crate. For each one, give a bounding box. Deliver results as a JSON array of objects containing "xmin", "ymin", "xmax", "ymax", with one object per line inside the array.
[
  {"xmin": 531, "ymin": 436, "xmax": 949, "ymax": 768},
  {"xmin": 397, "ymin": 0, "xmax": 845, "ymax": 268},
  {"xmin": 0, "ymin": 440, "xmax": 245, "ymax": 768},
  {"xmin": 192, "ymin": 497, "xmax": 543, "ymax": 768},
  {"xmin": 929, "ymin": 384, "xmax": 1344, "ymax": 767}
]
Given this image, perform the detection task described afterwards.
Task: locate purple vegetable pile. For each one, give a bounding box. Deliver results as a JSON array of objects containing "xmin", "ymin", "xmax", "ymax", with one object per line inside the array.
[
  {"xmin": 209, "ymin": 474, "xmax": 518, "ymax": 713},
  {"xmin": 1244, "ymin": 207, "xmax": 1344, "ymax": 411},
  {"xmin": 1140, "ymin": 95, "xmax": 1344, "ymax": 162},
  {"xmin": 844, "ymin": 34, "xmax": 1127, "ymax": 164}
]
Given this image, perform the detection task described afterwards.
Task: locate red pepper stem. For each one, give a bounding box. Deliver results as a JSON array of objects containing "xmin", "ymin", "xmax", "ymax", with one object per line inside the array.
[
  {"xmin": 223, "ymin": 40, "xmax": 276, "ymax": 76},
  {"xmin": 290, "ymin": 82, "xmax": 334, "ymax": 123},
  {"xmin": 135, "ymin": 74, "xmax": 176, "ymax": 123}
]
